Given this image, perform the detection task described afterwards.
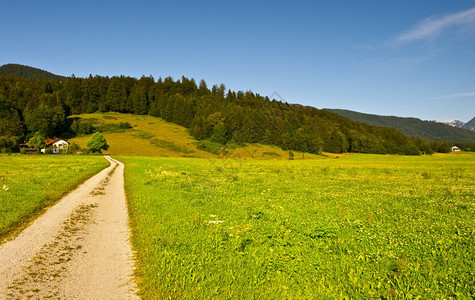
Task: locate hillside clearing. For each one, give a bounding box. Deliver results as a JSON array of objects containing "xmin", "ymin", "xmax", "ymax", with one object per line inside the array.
[{"xmin": 68, "ymin": 112, "xmax": 325, "ymax": 159}]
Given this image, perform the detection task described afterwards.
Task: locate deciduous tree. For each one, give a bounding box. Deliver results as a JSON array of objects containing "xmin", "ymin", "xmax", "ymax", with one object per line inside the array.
[{"xmin": 86, "ymin": 132, "xmax": 109, "ymax": 153}]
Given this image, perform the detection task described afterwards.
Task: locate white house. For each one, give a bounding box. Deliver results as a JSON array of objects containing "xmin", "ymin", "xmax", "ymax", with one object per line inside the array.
[
  {"xmin": 451, "ymin": 146, "xmax": 461, "ymax": 152},
  {"xmin": 40, "ymin": 137, "xmax": 69, "ymax": 154},
  {"xmin": 51, "ymin": 139, "xmax": 69, "ymax": 153}
]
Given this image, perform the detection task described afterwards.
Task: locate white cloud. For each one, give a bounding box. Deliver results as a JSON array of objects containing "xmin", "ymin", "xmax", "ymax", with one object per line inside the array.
[
  {"xmin": 431, "ymin": 92, "xmax": 475, "ymax": 100},
  {"xmin": 394, "ymin": 7, "xmax": 475, "ymax": 44}
]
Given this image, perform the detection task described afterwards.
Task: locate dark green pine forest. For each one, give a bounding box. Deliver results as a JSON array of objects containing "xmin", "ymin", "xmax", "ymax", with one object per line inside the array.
[{"xmin": 0, "ymin": 64, "xmax": 473, "ymax": 154}]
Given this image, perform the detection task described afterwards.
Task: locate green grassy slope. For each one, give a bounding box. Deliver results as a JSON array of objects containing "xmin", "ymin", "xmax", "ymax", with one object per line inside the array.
[
  {"xmin": 68, "ymin": 112, "xmax": 326, "ymax": 159},
  {"xmin": 325, "ymin": 108, "xmax": 475, "ymax": 142},
  {"xmin": 120, "ymin": 153, "xmax": 475, "ymax": 299}
]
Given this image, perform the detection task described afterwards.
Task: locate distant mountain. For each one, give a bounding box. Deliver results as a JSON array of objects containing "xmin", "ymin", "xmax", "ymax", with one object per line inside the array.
[
  {"xmin": 0, "ymin": 63, "xmax": 64, "ymax": 80},
  {"xmin": 437, "ymin": 117, "xmax": 475, "ymax": 132},
  {"xmin": 464, "ymin": 116, "xmax": 475, "ymax": 131},
  {"xmin": 440, "ymin": 120, "xmax": 466, "ymax": 128},
  {"xmin": 325, "ymin": 109, "xmax": 475, "ymax": 143}
]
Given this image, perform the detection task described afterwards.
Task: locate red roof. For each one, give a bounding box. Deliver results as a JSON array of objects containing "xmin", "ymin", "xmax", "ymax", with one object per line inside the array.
[
  {"xmin": 45, "ymin": 137, "xmax": 63, "ymax": 146},
  {"xmin": 22, "ymin": 137, "xmax": 65, "ymax": 147}
]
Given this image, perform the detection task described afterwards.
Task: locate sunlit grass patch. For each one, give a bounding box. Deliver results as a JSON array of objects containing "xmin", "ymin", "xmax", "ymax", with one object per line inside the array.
[
  {"xmin": 263, "ymin": 151, "xmax": 280, "ymax": 157},
  {"xmin": 132, "ymin": 131, "xmax": 155, "ymax": 139},
  {"xmin": 121, "ymin": 153, "xmax": 475, "ymax": 299},
  {"xmin": 151, "ymin": 139, "xmax": 194, "ymax": 154}
]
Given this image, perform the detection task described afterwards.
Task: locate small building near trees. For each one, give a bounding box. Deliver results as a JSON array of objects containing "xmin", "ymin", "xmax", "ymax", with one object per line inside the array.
[
  {"xmin": 19, "ymin": 137, "xmax": 69, "ymax": 154},
  {"xmin": 451, "ymin": 146, "xmax": 461, "ymax": 152}
]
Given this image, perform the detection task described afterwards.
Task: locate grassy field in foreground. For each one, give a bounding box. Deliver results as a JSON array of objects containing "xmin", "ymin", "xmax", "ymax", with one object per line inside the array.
[
  {"xmin": 0, "ymin": 155, "xmax": 109, "ymax": 241},
  {"xmin": 69, "ymin": 112, "xmax": 324, "ymax": 159},
  {"xmin": 120, "ymin": 153, "xmax": 475, "ymax": 299}
]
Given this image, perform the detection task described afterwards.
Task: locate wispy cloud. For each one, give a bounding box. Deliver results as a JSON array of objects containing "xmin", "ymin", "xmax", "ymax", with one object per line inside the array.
[
  {"xmin": 394, "ymin": 7, "xmax": 475, "ymax": 44},
  {"xmin": 431, "ymin": 92, "xmax": 475, "ymax": 100}
]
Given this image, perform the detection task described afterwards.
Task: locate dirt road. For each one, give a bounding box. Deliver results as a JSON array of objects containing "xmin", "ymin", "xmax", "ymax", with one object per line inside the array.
[{"xmin": 0, "ymin": 156, "xmax": 138, "ymax": 299}]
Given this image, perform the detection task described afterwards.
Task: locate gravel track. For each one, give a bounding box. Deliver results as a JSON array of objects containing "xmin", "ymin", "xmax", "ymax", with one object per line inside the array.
[{"xmin": 0, "ymin": 156, "xmax": 138, "ymax": 299}]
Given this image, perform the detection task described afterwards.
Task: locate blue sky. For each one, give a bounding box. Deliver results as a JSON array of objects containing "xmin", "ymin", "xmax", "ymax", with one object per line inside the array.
[{"xmin": 1, "ymin": 1, "xmax": 474, "ymax": 122}]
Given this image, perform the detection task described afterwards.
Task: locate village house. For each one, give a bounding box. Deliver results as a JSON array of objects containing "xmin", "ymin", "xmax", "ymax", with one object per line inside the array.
[
  {"xmin": 18, "ymin": 137, "xmax": 69, "ymax": 154},
  {"xmin": 451, "ymin": 146, "xmax": 461, "ymax": 152}
]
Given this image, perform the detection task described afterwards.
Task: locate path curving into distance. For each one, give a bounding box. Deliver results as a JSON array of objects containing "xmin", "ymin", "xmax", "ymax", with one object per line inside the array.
[{"xmin": 0, "ymin": 156, "xmax": 138, "ymax": 299}]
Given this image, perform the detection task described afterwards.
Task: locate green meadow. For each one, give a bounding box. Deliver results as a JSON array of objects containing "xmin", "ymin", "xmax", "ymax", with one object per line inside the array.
[
  {"xmin": 0, "ymin": 155, "xmax": 109, "ymax": 241},
  {"xmin": 120, "ymin": 153, "xmax": 475, "ymax": 299}
]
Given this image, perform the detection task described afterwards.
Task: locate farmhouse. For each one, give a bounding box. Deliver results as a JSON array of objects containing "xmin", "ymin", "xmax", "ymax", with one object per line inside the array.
[
  {"xmin": 451, "ymin": 146, "xmax": 461, "ymax": 152},
  {"xmin": 18, "ymin": 137, "xmax": 69, "ymax": 154},
  {"xmin": 44, "ymin": 137, "xmax": 69, "ymax": 153}
]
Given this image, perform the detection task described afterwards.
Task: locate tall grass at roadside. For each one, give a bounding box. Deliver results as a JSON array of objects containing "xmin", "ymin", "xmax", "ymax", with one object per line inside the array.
[
  {"xmin": 0, "ymin": 155, "xmax": 109, "ymax": 241},
  {"xmin": 120, "ymin": 153, "xmax": 475, "ymax": 299}
]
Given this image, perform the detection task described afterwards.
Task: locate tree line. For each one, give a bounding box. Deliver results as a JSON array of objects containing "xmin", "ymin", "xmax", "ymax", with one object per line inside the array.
[{"xmin": 0, "ymin": 74, "xmax": 472, "ymax": 154}]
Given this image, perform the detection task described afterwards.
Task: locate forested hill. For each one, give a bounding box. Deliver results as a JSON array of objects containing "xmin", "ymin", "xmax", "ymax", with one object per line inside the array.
[
  {"xmin": 0, "ymin": 64, "xmax": 64, "ymax": 80},
  {"xmin": 0, "ymin": 72, "xmax": 472, "ymax": 154},
  {"xmin": 325, "ymin": 109, "xmax": 475, "ymax": 143}
]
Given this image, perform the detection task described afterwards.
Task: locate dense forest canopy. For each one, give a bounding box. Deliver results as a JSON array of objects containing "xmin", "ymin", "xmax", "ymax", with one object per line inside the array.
[{"xmin": 0, "ymin": 67, "xmax": 473, "ymax": 154}]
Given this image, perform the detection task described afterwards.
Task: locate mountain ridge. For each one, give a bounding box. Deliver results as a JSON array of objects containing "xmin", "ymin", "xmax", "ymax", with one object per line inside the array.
[
  {"xmin": 0, "ymin": 63, "xmax": 64, "ymax": 80},
  {"xmin": 325, "ymin": 108, "xmax": 475, "ymax": 143},
  {"xmin": 438, "ymin": 117, "xmax": 475, "ymax": 132},
  {"xmin": 466, "ymin": 116, "xmax": 475, "ymax": 131}
]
